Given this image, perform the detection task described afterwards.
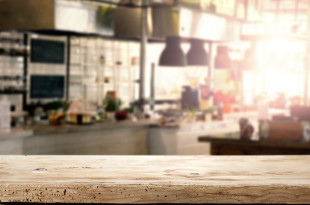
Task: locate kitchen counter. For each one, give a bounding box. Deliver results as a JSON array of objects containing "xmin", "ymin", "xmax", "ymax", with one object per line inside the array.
[
  {"xmin": 0, "ymin": 118, "xmax": 241, "ymax": 155},
  {"xmin": 0, "ymin": 128, "xmax": 33, "ymax": 154},
  {"xmin": 0, "ymin": 155, "xmax": 309, "ymax": 204},
  {"xmin": 28, "ymin": 120, "xmax": 155, "ymax": 136},
  {"xmin": 148, "ymin": 120, "xmax": 242, "ymax": 155},
  {"xmin": 0, "ymin": 127, "xmax": 33, "ymax": 140},
  {"xmin": 0, "ymin": 111, "xmax": 258, "ymax": 155},
  {"xmin": 0, "ymin": 121, "xmax": 154, "ymax": 155}
]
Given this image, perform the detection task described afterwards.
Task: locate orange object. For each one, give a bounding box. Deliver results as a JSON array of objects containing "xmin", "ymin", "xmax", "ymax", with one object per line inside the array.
[
  {"xmin": 49, "ymin": 113, "xmax": 65, "ymax": 126},
  {"xmin": 222, "ymin": 103, "xmax": 232, "ymax": 113}
]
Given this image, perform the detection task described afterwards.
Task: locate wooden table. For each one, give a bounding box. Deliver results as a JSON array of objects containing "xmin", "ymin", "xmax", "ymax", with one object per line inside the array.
[
  {"xmin": 199, "ymin": 134, "xmax": 310, "ymax": 155},
  {"xmin": 0, "ymin": 156, "xmax": 310, "ymax": 204}
]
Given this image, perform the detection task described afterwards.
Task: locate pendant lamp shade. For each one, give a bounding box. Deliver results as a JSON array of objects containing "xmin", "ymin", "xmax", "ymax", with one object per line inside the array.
[
  {"xmin": 159, "ymin": 37, "xmax": 186, "ymax": 66},
  {"xmin": 241, "ymin": 49, "xmax": 258, "ymax": 70},
  {"xmin": 186, "ymin": 39, "xmax": 208, "ymax": 66},
  {"xmin": 215, "ymin": 45, "xmax": 231, "ymax": 69}
]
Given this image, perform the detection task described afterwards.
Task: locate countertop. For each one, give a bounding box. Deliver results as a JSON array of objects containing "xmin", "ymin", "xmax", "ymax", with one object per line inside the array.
[
  {"xmin": 0, "ymin": 127, "xmax": 33, "ymax": 140},
  {"xmin": 3, "ymin": 111, "xmax": 260, "ymax": 137},
  {"xmin": 26, "ymin": 120, "xmax": 156, "ymax": 136},
  {"xmin": 16, "ymin": 119, "xmax": 237, "ymax": 137},
  {"xmin": 150, "ymin": 111, "xmax": 259, "ymax": 132},
  {"xmin": 0, "ymin": 155, "xmax": 309, "ymax": 204}
]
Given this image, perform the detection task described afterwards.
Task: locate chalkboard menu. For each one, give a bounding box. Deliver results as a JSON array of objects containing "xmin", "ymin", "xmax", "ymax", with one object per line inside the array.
[
  {"xmin": 31, "ymin": 39, "xmax": 65, "ymax": 64},
  {"xmin": 30, "ymin": 75, "xmax": 64, "ymax": 99},
  {"xmin": 181, "ymin": 86, "xmax": 199, "ymax": 110}
]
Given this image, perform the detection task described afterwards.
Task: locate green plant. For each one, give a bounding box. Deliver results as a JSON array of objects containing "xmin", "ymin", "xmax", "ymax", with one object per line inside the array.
[
  {"xmin": 43, "ymin": 101, "xmax": 65, "ymax": 111},
  {"xmin": 103, "ymin": 98, "xmax": 122, "ymax": 112},
  {"xmin": 124, "ymin": 107, "xmax": 134, "ymax": 113}
]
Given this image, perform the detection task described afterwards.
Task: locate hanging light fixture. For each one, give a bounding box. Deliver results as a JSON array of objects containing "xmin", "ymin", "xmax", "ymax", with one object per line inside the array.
[
  {"xmin": 159, "ymin": 36, "xmax": 187, "ymax": 66},
  {"xmin": 186, "ymin": 39, "xmax": 208, "ymax": 66},
  {"xmin": 241, "ymin": 48, "xmax": 258, "ymax": 70},
  {"xmin": 214, "ymin": 45, "xmax": 231, "ymax": 69}
]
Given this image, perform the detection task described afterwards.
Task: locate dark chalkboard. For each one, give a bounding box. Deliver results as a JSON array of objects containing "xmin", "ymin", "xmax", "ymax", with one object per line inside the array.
[
  {"xmin": 30, "ymin": 75, "xmax": 64, "ymax": 99},
  {"xmin": 181, "ymin": 86, "xmax": 199, "ymax": 110},
  {"xmin": 31, "ymin": 39, "xmax": 65, "ymax": 64}
]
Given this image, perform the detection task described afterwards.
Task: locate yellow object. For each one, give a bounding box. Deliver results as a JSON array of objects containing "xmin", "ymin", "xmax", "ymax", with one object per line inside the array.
[{"xmin": 199, "ymin": 99, "xmax": 211, "ymax": 110}]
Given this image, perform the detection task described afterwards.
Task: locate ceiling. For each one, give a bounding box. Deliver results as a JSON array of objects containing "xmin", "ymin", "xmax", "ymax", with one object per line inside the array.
[{"xmin": 90, "ymin": 0, "xmax": 309, "ymax": 17}]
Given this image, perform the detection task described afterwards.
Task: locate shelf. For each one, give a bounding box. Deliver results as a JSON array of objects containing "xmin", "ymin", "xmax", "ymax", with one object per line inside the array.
[
  {"xmin": 0, "ymin": 49, "xmax": 28, "ymax": 57},
  {"xmin": 0, "ymin": 90, "xmax": 27, "ymax": 94},
  {"xmin": 0, "ymin": 76, "xmax": 26, "ymax": 80}
]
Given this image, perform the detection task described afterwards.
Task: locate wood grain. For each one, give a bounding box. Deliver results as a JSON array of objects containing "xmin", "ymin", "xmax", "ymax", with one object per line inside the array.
[{"xmin": 0, "ymin": 156, "xmax": 309, "ymax": 204}]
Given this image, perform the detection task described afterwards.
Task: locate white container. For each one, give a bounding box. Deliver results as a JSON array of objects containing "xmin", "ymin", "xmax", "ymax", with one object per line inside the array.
[
  {"xmin": 0, "ymin": 97, "xmax": 11, "ymax": 129},
  {"xmin": 259, "ymin": 120, "xmax": 269, "ymax": 140},
  {"xmin": 302, "ymin": 122, "xmax": 310, "ymax": 142},
  {"xmin": 258, "ymin": 103, "xmax": 269, "ymax": 120}
]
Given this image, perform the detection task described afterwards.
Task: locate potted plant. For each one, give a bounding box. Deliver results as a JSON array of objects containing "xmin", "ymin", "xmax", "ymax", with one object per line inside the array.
[{"xmin": 103, "ymin": 98, "xmax": 122, "ymax": 121}]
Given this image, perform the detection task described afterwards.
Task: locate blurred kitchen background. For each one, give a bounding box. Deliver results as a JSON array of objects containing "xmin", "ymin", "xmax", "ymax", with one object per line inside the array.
[{"xmin": 0, "ymin": 0, "xmax": 310, "ymax": 155}]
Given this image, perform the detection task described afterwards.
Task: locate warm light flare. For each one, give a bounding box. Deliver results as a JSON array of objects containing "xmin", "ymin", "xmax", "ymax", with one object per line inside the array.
[
  {"xmin": 242, "ymin": 38, "xmax": 306, "ymax": 106},
  {"xmin": 264, "ymin": 70, "xmax": 303, "ymax": 97}
]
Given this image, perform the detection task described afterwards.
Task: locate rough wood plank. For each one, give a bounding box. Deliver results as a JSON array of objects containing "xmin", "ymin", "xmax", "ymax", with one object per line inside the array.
[{"xmin": 0, "ymin": 156, "xmax": 310, "ymax": 204}]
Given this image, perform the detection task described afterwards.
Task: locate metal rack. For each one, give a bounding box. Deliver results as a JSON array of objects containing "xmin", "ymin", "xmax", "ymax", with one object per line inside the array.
[{"xmin": 0, "ymin": 32, "xmax": 28, "ymax": 111}]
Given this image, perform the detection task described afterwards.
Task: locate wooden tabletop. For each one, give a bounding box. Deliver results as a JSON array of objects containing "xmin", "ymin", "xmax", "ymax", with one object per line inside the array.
[{"xmin": 0, "ymin": 156, "xmax": 310, "ymax": 204}]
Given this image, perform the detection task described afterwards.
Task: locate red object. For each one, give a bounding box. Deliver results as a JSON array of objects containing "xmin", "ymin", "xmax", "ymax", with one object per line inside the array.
[
  {"xmin": 115, "ymin": 110, "xmax": 128, "ymax": 121},
  {"xmin": 214, "ymin": 90, "xmax": 236, "ymax": 104},
  {"xmin": 222, "ymin": 103, "xmax": 232, "ymax": 113},
  {"xmin": 214, "ymin": 91, "xmax": 224, "ymax": 104}
]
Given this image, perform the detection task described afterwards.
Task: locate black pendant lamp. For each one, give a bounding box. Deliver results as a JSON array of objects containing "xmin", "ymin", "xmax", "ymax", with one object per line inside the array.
[
  {"xmin": 159, "ymin": 36, "xmax": 187, "ymax": 66},
  {"xmin": 186, "ymin": 39, "xmax": 208, "ymax": 66}
]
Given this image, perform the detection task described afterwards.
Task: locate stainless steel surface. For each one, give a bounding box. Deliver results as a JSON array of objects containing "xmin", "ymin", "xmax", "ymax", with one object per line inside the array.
[
  {"xmin": 0, "ymin": 0, "xmax": 55, "ymax": 31},
  {"xmin": 55, "ymin": 0, "xmax": 114, "ymax": 35},
  {"xmin": 114, "ymin": 1, "xmax": 153, "ymax": 38},
  {"xmin": 115, "ymin": 5, "xmax": 240, "ymax": 41},
  {"xmin": 0, "ymin": 0, "xmax": 114, "ymax": 36},
  {"xmin": 152, "ymin": 6, "xmax": 240, "ymax": 41},
  {"xmin": 0, "ymin": 0, "xmax": 239, "ymax": 41}
]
